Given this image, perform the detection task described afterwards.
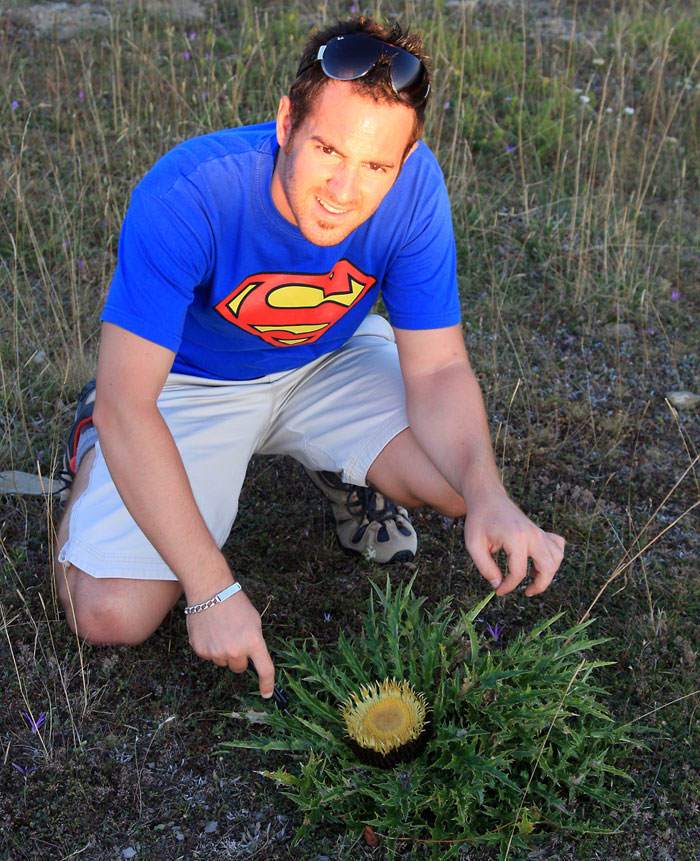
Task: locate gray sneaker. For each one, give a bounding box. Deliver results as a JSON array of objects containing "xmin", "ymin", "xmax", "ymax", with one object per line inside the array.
[{"xmin": 305, "ymin": 469, "xmax": 417, "ymax": 563}]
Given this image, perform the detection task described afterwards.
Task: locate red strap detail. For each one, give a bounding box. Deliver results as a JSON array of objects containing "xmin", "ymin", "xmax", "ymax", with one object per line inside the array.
[{"xmin": 69, "ymin": 416, "xmax": 94, "ymax": 473}]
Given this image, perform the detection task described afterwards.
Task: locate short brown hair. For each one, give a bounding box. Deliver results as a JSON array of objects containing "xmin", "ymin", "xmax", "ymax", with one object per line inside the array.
[{"xmin": 288, "ymin": 17, "xmax": 431, "ymax": 151}]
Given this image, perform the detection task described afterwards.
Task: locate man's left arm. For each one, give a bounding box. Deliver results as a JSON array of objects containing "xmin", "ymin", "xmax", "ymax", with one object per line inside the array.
[{"xmin": 394, "ymin": 324, "xmax": 565, "ymax": 596}]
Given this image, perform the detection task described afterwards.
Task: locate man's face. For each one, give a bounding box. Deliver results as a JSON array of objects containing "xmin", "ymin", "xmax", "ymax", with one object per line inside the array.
[{"xmin": 270, "ymin": 79, "xmax": 418, "ymax": 247}]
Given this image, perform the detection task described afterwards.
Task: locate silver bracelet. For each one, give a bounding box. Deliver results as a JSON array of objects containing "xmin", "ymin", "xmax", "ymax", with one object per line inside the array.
[{"xmin": 184, "ymin": 582, "xmax": 242, "ymax": 615}]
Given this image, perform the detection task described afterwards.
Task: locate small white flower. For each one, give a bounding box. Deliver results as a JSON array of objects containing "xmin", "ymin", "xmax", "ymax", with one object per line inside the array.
[
  {"xmin": 592, "ymin": 57, "xmax": 605, "ymax": 66},
  {"xmin": 579, "ymin": 94, "xmax": 591, "ymax": 104},
  {"xmin": 574, "ymin": 87, "xmax": 583, "ymax": 94},
  {"xmin": 623, "ymin": 106, "xmax": 635, "ymax": 115}
]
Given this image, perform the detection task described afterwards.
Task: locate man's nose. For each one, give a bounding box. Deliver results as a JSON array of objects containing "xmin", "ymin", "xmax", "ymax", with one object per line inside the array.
[{"xmin": 327, "ymin": 163, "xmax": 359, "ymax": 204}]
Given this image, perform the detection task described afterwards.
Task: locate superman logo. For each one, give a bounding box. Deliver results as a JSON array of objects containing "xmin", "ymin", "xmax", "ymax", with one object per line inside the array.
[{"xmin": 214, "ymin": 258, "xmax": 376, "ymax": 346}]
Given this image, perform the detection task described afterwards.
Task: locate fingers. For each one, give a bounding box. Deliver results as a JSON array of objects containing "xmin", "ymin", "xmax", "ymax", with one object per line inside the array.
[
  {"xmin": 524, "ymin": 532, "xmax": 565, "ymax": 596},
  {"xmin": 213, "ymin": 644, "xmax": 275, "ymax": 699},
  {"xmin": 227, "ymin": 655, "xmax": 248, "ymax": 674},
  {"xmin": 249, "ymin": 644, "xmax": 276, "ymax": 700},
  {"xmin": 495, "ymin": 544, "xmax": 528, "ymax": 596},
  {"xmin": 468, "ymin": 527, "xmax": 566, "ymax": 597},
  {"xmin": 218, "ymin": 636, "xmax": 275, "ymax": 699},
  {"xmin": 549, "ymin": 532, "xmax": 566, "ymax": 553},
  {"xmin": 467, "ymin": 540, "xmax": 503, "ymax": 590}
]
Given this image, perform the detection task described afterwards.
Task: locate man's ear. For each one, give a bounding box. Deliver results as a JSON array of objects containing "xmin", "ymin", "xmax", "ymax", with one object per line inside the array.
[
  {"xmin": 276, "ymin": 95, "xmax": 292, "ymax": 149},
  {"xmin": 401, "ymin": 139, "xmax": 420, "ymax": 166}
]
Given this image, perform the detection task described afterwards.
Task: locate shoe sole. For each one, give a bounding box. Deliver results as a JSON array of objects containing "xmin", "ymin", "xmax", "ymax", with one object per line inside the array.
[{"xmin": 338, "ymin": 541, "xmax": 415, "ymax": 565}]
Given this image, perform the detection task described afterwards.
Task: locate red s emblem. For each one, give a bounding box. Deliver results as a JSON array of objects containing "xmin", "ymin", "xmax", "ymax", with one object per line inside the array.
[{"xmin": 214, "ymin": 258, "xmax": 376, "ymax": 346}]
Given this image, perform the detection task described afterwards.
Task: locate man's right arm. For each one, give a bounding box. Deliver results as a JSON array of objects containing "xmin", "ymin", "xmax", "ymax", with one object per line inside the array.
[{"xmin": 93, "ymin": 322, "xmax": 275, "ymax": 697}]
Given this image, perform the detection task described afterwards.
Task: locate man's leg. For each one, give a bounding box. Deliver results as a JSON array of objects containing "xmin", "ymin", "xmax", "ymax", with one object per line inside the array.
[
  {"xmin": 261, "ymin": 314, "xmax": 465, "ymax": 561},
  {"xmin": 366, "ymin": 427, "xmax": 466, "ymax": 518},
  {"xmin": 54, "ymin": 373, "xmax": 275, "ymax": 644},
  {"xmin": 54, "ymin": 447, "xmax": 182, "ymax": 645}
]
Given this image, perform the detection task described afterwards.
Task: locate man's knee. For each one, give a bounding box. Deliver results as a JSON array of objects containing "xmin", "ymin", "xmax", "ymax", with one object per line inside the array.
[
  {"xmin": 56, "ymin": 564, "xmax": 162, "ymax": 646},
  {"xmin": 74, "ymin": 603, "xmax": 149, "ymax": 647}
]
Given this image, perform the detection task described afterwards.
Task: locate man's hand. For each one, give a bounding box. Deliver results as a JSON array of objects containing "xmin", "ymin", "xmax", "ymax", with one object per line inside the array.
[
  {"xmin": 464, "ymin": 491, "xmax": 565, "ymax": 596},
  {"xmin": 186, "ymin": 590, "xmax": 275, "ymax": 698}
]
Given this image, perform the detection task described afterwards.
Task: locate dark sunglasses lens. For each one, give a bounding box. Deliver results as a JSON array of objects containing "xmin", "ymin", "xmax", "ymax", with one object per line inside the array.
[
  {"xmin": 388, "ymin": 50, "xmax": 423, "ymax": 92},
  {"xmin": 322, "ymin": 35, "xmax": 381, "ymax": 80},
  {"xmin": 319, "ymin": 34, "xmax": 429, "ymax": 105}
]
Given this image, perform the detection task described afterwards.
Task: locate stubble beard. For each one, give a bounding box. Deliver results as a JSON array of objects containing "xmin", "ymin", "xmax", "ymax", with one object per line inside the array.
[{"xmin": 278, "ymin": 142, "xmax": 356, "ymax": 245}]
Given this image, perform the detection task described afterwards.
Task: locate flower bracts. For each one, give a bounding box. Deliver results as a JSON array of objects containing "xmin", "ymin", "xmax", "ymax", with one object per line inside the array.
[{"xmin": 341, "ymin": 678, "xmax": 431, "ymax": 767}]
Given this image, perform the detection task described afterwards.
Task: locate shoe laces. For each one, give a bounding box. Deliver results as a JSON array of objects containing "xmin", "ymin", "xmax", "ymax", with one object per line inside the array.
[
  {"xmin": 54, "ymin": 469, "xmax": 74, "ymax": 495},
  {"xmin": 348, "ymin": 487, "xmax": 400, "ymax": 524}
]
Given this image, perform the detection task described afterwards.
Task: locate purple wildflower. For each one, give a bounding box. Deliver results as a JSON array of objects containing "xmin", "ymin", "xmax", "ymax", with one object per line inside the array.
[
  {"xmin": 22, "ymin": 711, "xmax": 46, "ymax": 733},
  {"xmin": 350, "ymin": 2, "xmax": 359, "ymax": 13},
  {"xmin": 671, "ymin": 289, "xmax": 681, "ymax": 301},
  {"xmin": 505, "ymin": 144, "xmax": 517, "ymax": 154},
  {"xmin": 11, "ymin": 99, "xmax": 20, "ymax": 112},
  {"xmin": 12, "ymin": 762, "xmax": 37, "ymax": 776},
  {"xmin": 181, "ymin": 51, "xmax": 191, "ymax": 61},
  {"xmin": 187, "ymin": 30, "xmax": 198, "ymax": 40},
  {"xmin": 77, "ymin": 258, "xmax": 86, "ymax": 271},
  {"xmin": 323, "ymin": 611, "xmax": 332, "ymax": 622},
  {"xmin": 485, "ymin": 622, "xmax": 503, "ymax": 642},
  {"xmin": 646, "ymin": 326, "xmax": 656, "ymax": 335},
  {"xmin": 78, "ymin": 89, "xmax": 85, "ymax": 102}
]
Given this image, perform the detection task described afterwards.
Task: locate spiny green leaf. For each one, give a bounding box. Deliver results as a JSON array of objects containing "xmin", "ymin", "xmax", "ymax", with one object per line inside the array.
[
  {"xmin": 526, "ymin": 612, "xmax": 567, "ymax": 640},
  {"xmin": 554, "ymin": 637, "xmax": 613, "ymax": 658},
  {"xmin": 258, "ymin": 769, "xmax": 299, "ymax": 786},
  {"xmin": 455, "ymin": 589, "xmax": 497, "ymax": 627},
  {"xmin": 219, "ymin": 736, "xmax": 312, "ymax": 753}
]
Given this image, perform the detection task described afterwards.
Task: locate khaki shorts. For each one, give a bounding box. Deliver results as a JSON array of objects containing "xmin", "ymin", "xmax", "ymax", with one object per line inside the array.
[{"xmin": 57, "ymin": 315, "xmax": 409, "ymax": 581}]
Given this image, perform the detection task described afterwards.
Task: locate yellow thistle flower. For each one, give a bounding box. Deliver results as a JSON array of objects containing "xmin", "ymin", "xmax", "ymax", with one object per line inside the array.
[{"xmin": 341, "ymin": 678, "xmax": 428, "ymax": 755}]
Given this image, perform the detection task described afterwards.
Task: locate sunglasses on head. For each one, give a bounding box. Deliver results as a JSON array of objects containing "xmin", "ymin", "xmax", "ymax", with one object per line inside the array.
[{"xmin": 296, "ymin": 33, "xmax": 431, "ymax": 107}]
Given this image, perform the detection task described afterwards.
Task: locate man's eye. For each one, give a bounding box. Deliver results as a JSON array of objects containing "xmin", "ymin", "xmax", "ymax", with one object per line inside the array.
[
  {"xmin": 320, "ymin": 146, "xmax": 335, "ymax": 155},
  {"xmin": 369, "ymin": 163, "xmax": 387, "ymax": 173}
]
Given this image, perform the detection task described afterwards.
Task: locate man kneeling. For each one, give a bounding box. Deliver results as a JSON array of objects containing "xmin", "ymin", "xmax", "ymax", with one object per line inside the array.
[{"xmin": 55, "ymin": 17, "xmax": 565, "ymax": 698}]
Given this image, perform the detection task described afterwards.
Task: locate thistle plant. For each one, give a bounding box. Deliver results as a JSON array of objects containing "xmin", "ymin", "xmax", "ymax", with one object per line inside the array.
[{"xmin": 222, "ymin": 578, "xmax": 643, "ymax": 858}]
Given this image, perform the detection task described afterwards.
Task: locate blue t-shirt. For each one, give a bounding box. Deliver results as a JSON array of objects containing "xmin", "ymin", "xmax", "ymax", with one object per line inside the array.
[{"xmin": 102, "ymin": 121, "xmax": 460, "ymax": 380}]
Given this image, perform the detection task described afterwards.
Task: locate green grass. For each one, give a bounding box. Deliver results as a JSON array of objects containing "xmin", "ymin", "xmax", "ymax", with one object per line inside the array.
[{"xmin": 1, "ymin": 0, "xmax": 699, "ymax": 858}]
